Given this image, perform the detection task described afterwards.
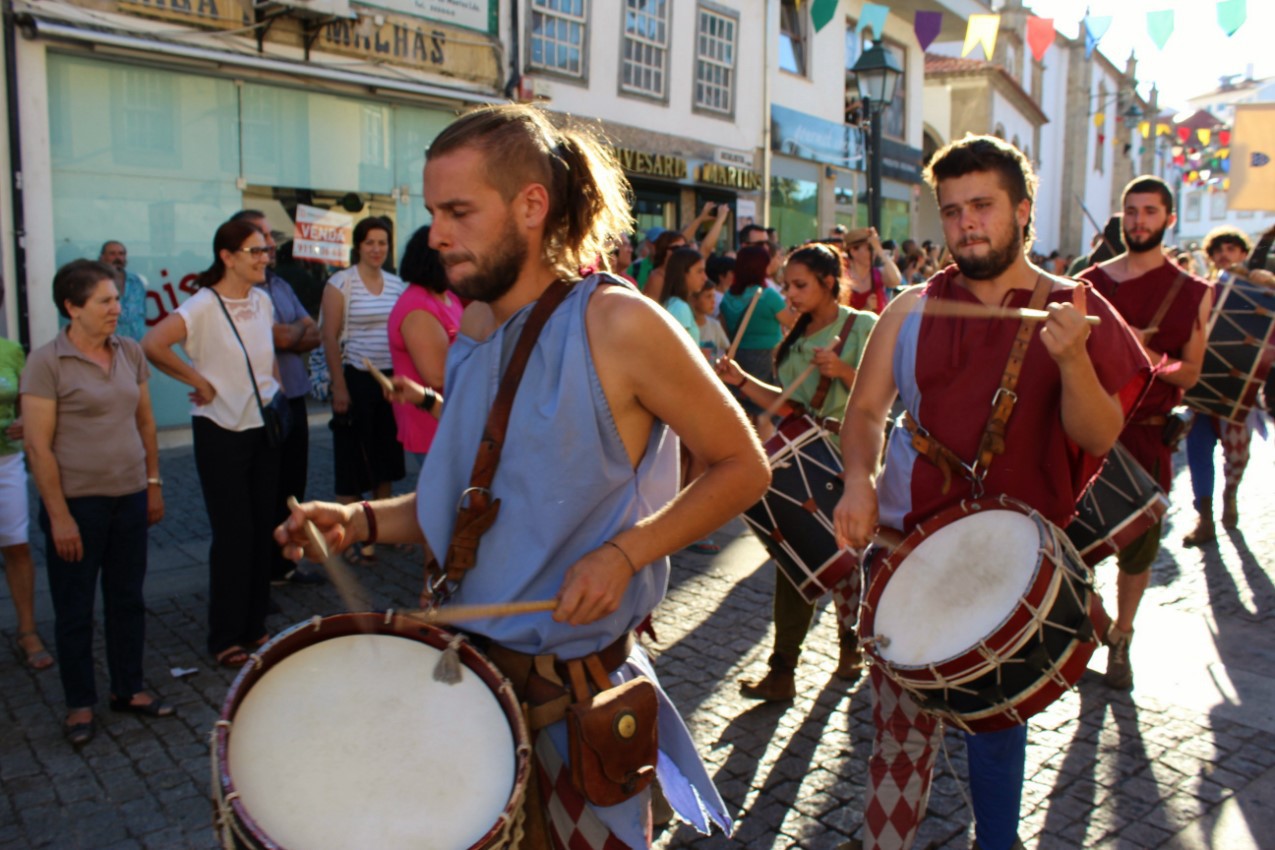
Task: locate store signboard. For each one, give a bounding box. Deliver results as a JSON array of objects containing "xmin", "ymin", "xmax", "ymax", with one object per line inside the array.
[
  {"xmin": 117, "ymin": 0, "xmax": 250, "ymax": 30},
  {"xmin": 354, "ymin": 0, "xmax": 495, "ymax": 33},
  {"xmin": 321, "ymin": 12, "xmax": 500, "ymax": 85},
  {"xmin": 771, "ymin": 104, "xmax": 865, "ymax": 170},
  {"xmin": 294, "ymin": 205, "xmax": 353, "ymax": 267}
]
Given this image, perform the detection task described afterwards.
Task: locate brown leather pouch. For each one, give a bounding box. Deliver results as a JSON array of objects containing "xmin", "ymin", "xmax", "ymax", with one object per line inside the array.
[{"xmin": 564, "ymin": 655, "xmax": 658, "ymax": 807}]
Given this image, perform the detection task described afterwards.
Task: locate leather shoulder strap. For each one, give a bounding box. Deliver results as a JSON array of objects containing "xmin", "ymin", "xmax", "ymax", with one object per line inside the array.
[
  {"xmin": 437, "ymin": 279, "xmax": 572, "ymax": 589},
  {"xmin": 808, "ymin": 312, "xmax": 857, "ymax": 414},
  {"xmin": 1144, "ymin": 271, "xmax": 1188, "ymax": 339}
]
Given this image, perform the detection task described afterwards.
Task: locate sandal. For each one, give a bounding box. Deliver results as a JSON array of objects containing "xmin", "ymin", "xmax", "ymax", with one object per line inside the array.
[
  {"xmin": 15, "ymin": 631, "xmax": 54, "ymax": 671},
  {"xmin": 63, "ymin": 713, "xmax": 95, "ymax": 748},
  {"xmin": 215, "ymin": 646, "xmax": 250, "ymax": 668},
  {"xmin": 109, "ymin": 693, "xmax": 176, "ymax": 718}
]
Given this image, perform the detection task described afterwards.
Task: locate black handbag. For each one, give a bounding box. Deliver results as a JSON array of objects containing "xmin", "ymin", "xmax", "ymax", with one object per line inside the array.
[{"xmin": 213, "ymin": 291, "xmax": 292, "ymax": 448}]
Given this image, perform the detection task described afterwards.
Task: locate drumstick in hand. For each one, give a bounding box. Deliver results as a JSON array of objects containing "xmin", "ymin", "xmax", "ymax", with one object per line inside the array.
[
  {"xmin": 363, "ymin": 358, "xmax": 395, "ymax": 394},
  {"xmin": 286, "ymin": 496, "xmax": 372, "ymax": 614},
  {"xmin": 727, "ymin": 288, "xmax": 764, "ymax": 361},
  {"xmin": 922, "ymin": 300, "xmax": 1101, "ymax": 325},
  {"xmin": 762, "ymin": 335, "xmax": 842, "ymax": 418},
  {"xmin": 402, "ymin": 599, "xmax": 558, "ymax": 626}
]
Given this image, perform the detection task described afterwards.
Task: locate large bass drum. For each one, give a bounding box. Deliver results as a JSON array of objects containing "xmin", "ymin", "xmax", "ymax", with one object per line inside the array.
[
  {"xmin": 1184, "ymin": 270, "xmax": 1275, "ymax": 424},
  {"xmin": 212, "ymin": 612, "xmax": 531, "ymax": 850}
]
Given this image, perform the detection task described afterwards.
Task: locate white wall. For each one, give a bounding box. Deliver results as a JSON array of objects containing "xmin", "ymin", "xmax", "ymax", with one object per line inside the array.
[
  {"xmin": 1032, "ymin": 44, "xmax": 1070, "ymax": 256},
  {"xmin": 522, "ymin": 0, "xmax": 764, "ymax": 154}
]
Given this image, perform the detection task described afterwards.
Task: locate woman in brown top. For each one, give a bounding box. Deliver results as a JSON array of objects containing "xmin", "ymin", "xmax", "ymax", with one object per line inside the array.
[{"xmin": 22, "ymin": 259, "xmax": 173, "ymax": 748}]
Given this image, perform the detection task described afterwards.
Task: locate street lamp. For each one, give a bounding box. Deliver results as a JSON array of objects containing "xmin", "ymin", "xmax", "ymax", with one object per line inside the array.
[{"xmin": 852, "ymin": 39, "xmax": 903, "ymax": 231}]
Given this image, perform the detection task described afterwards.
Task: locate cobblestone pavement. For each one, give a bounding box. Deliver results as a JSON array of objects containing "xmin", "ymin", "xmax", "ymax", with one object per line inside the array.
[{"xmin": 2, "ymin": 420, "xmax": 1275, "ymax": 849}]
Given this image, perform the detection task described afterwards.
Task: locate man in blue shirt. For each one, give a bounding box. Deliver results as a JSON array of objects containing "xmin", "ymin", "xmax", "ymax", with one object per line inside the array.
[{"xmin": 98, "ymin": 241, "xmax": 148, "ymax": 341}]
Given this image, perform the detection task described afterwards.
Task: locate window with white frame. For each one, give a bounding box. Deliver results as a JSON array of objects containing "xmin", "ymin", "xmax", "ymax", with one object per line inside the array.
[
  {"xmin": 1209, "ymin": 189, "xmax": 1228, "ymax": 219},
  {"xmin": 695, "ymin": 5, "xmax": 736, "ymax": 116},
  {"xmin": 530, "ymin": 0, "xmax": 587, "ymax": 79},
  {"xmin": 1184, "ymin": 191, "xmax": 1201, "ymax": 222},
  {"xmin": 779, "ymin": 0, "xmax": 807, "ymax": 76},
  {"xmin": 622, "ymin": 0, "xmax": 668, "ymax": 98}
]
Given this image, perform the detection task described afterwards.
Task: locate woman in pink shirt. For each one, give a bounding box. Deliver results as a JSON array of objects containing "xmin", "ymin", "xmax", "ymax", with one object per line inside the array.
[{"xmin": 388, "ymin": 226, "xmax": 462, "ymax": 462}]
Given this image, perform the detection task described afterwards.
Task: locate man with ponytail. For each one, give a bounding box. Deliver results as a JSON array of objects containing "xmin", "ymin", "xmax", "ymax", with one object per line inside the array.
[{"xmin": 278, "ymin": 104, "xmax": 768, "ymax": 848}]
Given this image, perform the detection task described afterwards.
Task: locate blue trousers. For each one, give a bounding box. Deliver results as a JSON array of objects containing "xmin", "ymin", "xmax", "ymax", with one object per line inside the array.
[
  {"xmin": 966, "ymin": 724, "xmax": 1028, "ymax": 850},
  {"xmin": 1185, "ymin": 414, "xmax": 1217, "ymax": 508},
  {"xmin": 39, "ymin": 490, "xmax": 149, "ymax": 709}
]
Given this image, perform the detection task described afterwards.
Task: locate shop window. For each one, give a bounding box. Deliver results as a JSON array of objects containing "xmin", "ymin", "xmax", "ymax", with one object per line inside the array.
[
  {"xmin": 622, "ymin": 0, "xmax": 668, "ymax": 99},
  {"xmin": 112, "ymin": 67, "xmax": 177, "ymax": 168},
  {"xmin": 845, "ymin": 25, "xmax": 906, "ymax": 140},
  {"xmin": 779, "ymin": 0, "xmax": 807, "ymax": 77},
  {"xmin": 530, "ymin": 0, "xmax": 588, "ymax": 80},
  {"xmin": 694, "ymin": 4, "xmax": 737, "ymax": 117},
  {"xmin": 770, "ymin": 176, "xmax": 818, "ymax": 247}
]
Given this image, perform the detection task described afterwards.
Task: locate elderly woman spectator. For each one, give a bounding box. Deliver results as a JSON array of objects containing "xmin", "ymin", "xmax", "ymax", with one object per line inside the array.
[
  {"xmin": 387, "ymin": 226, "xmax": 461, "ymax": 465},
  {"xmin": 1, "ymin": 286, "xmax": 52, "ymax": 672},
  {"xmin": 320, "ymin": 217, "xmax": 407, "ymax": 563},
  {"xmin": 24, "ymin": 259, "xmax": 171, "ymax": 747},
  {"xmin": 143, "ymin": 220, "xmax": 282, "ymax": 669}
]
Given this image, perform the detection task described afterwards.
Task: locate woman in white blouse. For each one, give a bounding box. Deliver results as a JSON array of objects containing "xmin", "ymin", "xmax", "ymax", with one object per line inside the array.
[
  {"xmin": 143, "ymin": 219, "xmax": 282, "ymax": 668},
  {"xmin": 319, "ymin": 216, "xmax": 406, "ymax": 564}
]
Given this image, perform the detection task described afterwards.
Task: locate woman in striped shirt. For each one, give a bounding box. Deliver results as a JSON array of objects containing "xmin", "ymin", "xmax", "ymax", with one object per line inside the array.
[{"xmin": 319, "ymin": 216, "xmax": 407, "ymax": 563}]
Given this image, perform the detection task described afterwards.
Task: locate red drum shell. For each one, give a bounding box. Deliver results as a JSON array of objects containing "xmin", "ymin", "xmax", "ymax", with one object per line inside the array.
[{"xmin": 1066, "ymin": 442, "xmax": 1169, "ymax": 566}]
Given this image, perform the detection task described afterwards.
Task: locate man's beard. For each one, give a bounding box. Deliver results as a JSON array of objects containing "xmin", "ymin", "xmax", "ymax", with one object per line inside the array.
[
  {"xmin": 1123, "ymin": 224, "xmax": 1167, "ymax": 254},
  {"xmin": 952, "ymin": 225, "xmax": 1022, "ymax": 281},
  {"xmin": 442, "ymin": 219, "xmax": 526, "ymax": 303}
]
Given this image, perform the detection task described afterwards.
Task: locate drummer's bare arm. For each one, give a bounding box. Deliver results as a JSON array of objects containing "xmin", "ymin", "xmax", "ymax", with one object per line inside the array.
[
  {"xmin": 553, "ymin": 287, "xmax": 769, "ymax": 625},
  {"xmin": 1146, "ymin": 291, "xmax": 1211, "ymax": 389},
  {"xmin": 275, "ymin": 493, "xmax": 424, "ymax": 562},
  {"xmin": 833, "ymin": 289, "xmax": 914, "ymax": 549},
  {"xmin": 713, "ymin": 357, "xmax": 784, "ymax": 410}
]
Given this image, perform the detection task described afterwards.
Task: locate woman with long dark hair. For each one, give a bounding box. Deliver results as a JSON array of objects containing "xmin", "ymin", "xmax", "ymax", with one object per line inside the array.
[
  {"xmin": 715, "ymin": 243, "xmax": 877, "ymax": 700},
  {"xmin": 143, "ymin": 220, "xmax": 282, "ymax": 668},
  {"xmin": 319, "ymin": 216, "xmax": 407, "ymax": 563},
  {"xmin": 386, "ymin": 226, "xmax": 461, "ymax": 463},
  {"xmin": 661, "ymin": 246, "xmax": 706, "ymax": 343}
]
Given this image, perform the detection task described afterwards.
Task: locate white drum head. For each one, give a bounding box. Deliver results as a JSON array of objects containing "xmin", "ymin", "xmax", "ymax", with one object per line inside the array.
[
  {"xmin": 227, "ymin": 634, "xmax": 516, "ymax": 850},
  {"xmin": 874, "ymin": 510, "xmax": 1040, "ymax": 666}
]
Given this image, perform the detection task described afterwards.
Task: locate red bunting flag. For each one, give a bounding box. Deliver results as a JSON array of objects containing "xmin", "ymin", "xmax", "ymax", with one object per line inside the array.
[{"xmin": 1026, "ymin": 16, "xmax": 1055, "ymax": 62}]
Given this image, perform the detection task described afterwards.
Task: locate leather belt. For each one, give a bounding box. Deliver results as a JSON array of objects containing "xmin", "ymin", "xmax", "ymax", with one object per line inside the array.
[{"xmin": 480, "ymin": 632, "xmax": 635, "ymax": 730}]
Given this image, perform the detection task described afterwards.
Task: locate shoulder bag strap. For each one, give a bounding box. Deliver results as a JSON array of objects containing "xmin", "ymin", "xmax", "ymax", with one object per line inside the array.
[
  {"xmin": 434, "ymin": 279, "xmax": 573, "ymax": 593},
  {"xmin": 212, "ymin": 290, "xmax": 269, "ymax": 421},
  {"xmin": 807, "ymin": 312, "xmax": 858, "ymax": 415}
]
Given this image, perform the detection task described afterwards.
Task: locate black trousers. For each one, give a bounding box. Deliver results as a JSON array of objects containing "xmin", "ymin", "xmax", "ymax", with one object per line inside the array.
[
  {"xmin": 271, "ymin": 395, "xmax": 310, "ymax": 579},
  {"xmin": 192, "ymin": 417, "xmax": 280, "ymax": 655}
]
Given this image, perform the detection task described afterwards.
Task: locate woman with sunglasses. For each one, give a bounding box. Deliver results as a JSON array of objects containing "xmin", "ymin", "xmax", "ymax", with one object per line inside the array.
[
  {"xmin": 143, "ymin": 219, "xmax": 283, "ymax": 668},
  {"xmin": 715, "ymin": 243, "xmax": 877, "ymax": 700},
  {"xmin": 843, "ymin": 226, "xmax": 901, "ymax": 314}
]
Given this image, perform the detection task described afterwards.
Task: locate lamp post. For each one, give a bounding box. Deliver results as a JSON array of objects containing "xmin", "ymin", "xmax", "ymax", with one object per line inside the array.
[{"xmin": 851, "ymin": 39, "xmax": 902, "ymax": 232}]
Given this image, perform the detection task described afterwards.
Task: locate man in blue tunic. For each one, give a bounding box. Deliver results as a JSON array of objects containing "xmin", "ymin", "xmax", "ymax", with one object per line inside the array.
[{"xmin": 279, "ymin": 104, "xmax": 769, "ymax": 848}]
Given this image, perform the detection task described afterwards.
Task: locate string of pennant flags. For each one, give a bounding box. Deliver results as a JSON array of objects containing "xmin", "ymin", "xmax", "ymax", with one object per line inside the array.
[{"xmin": 803, "ymin": 0, "xmax": 1249, "ymax": 62}]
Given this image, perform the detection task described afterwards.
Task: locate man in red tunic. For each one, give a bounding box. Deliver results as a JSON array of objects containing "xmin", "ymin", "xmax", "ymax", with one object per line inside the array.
[
  {"xmin": 1077, "ymin": 175, "xmax": 1212, "ymax": 691},
  {"xmin": 833, "ymin": 136, "xmax": 1149, "ymax": 850}
]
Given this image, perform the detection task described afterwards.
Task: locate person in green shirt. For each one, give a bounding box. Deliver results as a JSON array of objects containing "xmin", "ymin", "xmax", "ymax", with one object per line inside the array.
[
  {"xmin": 718, "ymin": 245, "xmax": 789, "ymax": 438},
  {"xmin": 715, "ymin": 242, "xmax": 876, "ymax": 701}
]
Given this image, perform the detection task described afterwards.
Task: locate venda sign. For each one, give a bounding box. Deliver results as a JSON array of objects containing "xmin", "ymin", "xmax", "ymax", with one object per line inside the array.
[{"xmin": 294, "ymin": 205, "xmax": 353, "ymax": 267}]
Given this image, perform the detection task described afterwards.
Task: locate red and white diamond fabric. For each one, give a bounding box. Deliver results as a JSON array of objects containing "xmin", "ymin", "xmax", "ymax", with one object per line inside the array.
[
  {"xmin": 1221, "ymin": 420, "xmax": 1251, "ymax": 491},
  {"xmin": 534, "ymin": 730, "xmax": 649, "ymax": 850},
  {"xmin": 864, "ymin": 665, "xmax": 942, "ymax": 850},
  {"xmin": 831, "ymin": 573, "xmax": 861, "ymax": 634}
]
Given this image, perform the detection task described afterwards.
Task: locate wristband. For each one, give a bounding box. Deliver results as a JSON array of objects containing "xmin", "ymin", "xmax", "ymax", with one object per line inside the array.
[
  {"xmin": 416, "ymin": 386, "xmax": 437, "ymax": 413},
  {"xmin": 603, "ymin": 539, "xmax": 640, "ymax": 575},
  {"xmin": 146, "ymin": 477, "xmax": 163, "ymax": 487},
  {"xmin": 360, "ymin": 500, "xmax": 378, "ymax": 545}
]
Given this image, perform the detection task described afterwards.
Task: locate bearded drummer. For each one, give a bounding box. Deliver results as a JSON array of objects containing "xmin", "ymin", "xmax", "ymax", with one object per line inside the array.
[
  {"xmin": 1076, "ymin": 176, "xmax": 1212, "ymax": 691},
  {"xmin": 833, "ymin": 135, "xmax": 1149, "ymax": 850},
  {"xmin": 278, "ymin": 104, "xmax": 769, "ymax": 849}
]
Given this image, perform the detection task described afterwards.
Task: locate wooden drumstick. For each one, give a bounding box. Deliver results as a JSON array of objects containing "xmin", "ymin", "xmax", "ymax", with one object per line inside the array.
[
  {"xmin": 762, "ymin": 335, "xmax": 842, "ymax": 418},
  {"xmin": 922, "ymin": 300, "xmax": 1101, "ymax": 325},
  {"xmin": 286, "ymin": 496, "xmax": 372, "ymax": 614},
  {"xmin": 402, "ymin": 599, "xmax": 558, "ymax": 626},
  {"xmin": 363, "ymin": 357, "xmax": 395, "ymax": 394},
  {"xmin": 727, "ymin": 288, "xmax": 764, "ymax": 361}
]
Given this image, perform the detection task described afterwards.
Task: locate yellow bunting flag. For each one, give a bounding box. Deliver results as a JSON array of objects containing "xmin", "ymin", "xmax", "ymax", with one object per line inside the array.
[
  {"xmin": 1156, "ymin": 123, "xmax": 1171, "ymax": 137},
  {"xmin": 1139, "ymin": 121, "xmax": 1151, "ymax": 139},
  {"xmin": 1198, "ymin": 128, "xmax": 1212, "ymax": 146},
  {"xmin": 1229, "ymin": 103, "xmax": 1275, "ymax": 211},
  {"xmin": 962, "ymin": 14, "xmax": 1000, "ymax": 59},
  {"xmin": 1093, "ymin": 112, "xmax": 1106, "ymax": 128}
]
